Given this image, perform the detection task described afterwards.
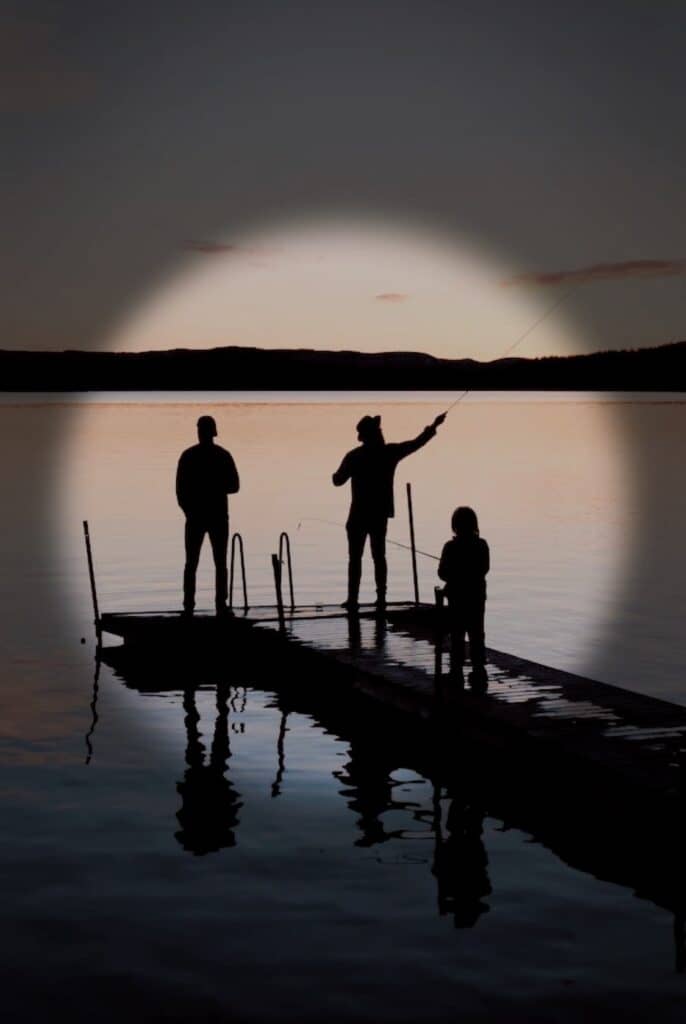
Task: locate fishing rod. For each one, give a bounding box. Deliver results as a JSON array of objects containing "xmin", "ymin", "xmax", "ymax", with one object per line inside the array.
[
  {"xmin": 296, "ymin": 516, "xmax": 440, "ymax": 561},
  {"xmin": 298, "ymin": 289, "xmax": 576, "ymax": 566},
  {"xmin": 440, "ymin": 285, "xmax": 576, "ymax": 418}
]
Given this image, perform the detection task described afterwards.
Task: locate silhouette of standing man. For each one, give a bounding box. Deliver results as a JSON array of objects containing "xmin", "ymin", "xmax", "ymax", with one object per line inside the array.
[
  {"xmin": 333, "ymin": 412, "xmax": 445, "ymax": 611},
  {"xmin": 176, "ymin": 415, "xmax": 239, "ymax": 616}
]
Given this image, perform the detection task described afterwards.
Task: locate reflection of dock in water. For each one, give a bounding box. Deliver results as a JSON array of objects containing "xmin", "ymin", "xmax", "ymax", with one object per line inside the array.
[
  {"xmin": 99, "ymin": 602, "xmax": 686, "ymax": 805},
  {"xmin": 83, "ymin": 506, "xmax": 686, "ymax": 965},
  {"xmin": 98, "ymin": 626, "xmax": 686, "ymax": 967}
]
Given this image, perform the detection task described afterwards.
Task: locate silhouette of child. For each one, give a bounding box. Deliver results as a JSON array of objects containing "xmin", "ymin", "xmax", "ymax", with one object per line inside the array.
[{"xmin": 438, "ymin": 507, "xmax": 490, "ymax": 690}]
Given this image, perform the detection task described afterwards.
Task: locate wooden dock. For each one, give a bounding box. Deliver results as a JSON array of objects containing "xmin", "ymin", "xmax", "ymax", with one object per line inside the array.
[{"xmin": 99, "ymin": 603, "xmax": 686, "ymax": 805}]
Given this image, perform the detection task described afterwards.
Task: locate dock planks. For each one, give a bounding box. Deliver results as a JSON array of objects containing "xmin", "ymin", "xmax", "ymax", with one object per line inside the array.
[{"xmin": 99, "ymin": 603, "xmax": 686, "ymax": 801}]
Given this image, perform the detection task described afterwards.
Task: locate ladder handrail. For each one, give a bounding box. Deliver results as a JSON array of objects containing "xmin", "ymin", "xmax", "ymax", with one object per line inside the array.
[
  {"xmin": 434, "ymin": 585, "xmax": 446, "ymax": 697},
  {"xmin": 271, "ymin": 553, "xmax": 286, "ymax": 630},
  {"xmin": 229, "ymin": 532, "xmax": 249, "ymax": 611},
  {"xmin": 278, "ymin": 531, "xmax": 295, "ymax": 611}
]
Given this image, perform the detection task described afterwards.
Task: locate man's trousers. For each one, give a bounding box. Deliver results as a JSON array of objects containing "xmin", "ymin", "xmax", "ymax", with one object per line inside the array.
[
  {"xmin": 345, "ymin": 515, "xmax": 388, "ymax": 604},
  {"xmin": 183, "ymin": 515, "xmax": 229, "ymax": 611}
]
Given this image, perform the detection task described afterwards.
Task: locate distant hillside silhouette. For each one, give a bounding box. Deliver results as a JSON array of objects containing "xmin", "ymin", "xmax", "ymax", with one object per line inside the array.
[{"xmin": 0, "ymin": 340, "xmax": 684, "ymax": 391}]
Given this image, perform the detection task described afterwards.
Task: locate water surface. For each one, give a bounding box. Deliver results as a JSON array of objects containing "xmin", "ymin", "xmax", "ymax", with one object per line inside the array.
[{"xmin": 2, "ymin": 393, "xmax": 686, "ymax": 1021}]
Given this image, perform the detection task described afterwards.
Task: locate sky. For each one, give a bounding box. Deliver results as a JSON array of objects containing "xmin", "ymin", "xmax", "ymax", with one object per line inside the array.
[
  {"xmin": 108, "ymin": 219, "xmax": 589, "ymax": 359},
  {"xmin": 3, "ymin": 1, "xmax": 686, "ymax": 359}
]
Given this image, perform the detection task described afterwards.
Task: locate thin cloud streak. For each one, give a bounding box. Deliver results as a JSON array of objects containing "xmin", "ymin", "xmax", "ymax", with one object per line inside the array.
[
  {"xmin": 375, "ymin": 292, "xmax": 407, "ymax": 302},
  {"xmin": 182, "ymin": 240, "xmax": 238, "ymax": 254},
  {"xmin": 181, "ymin": 240, "xmax": 277, "ymax": 268},
  {"xmin": 504, "ymin": 258, "xmax": 686, "ymax": 287}
]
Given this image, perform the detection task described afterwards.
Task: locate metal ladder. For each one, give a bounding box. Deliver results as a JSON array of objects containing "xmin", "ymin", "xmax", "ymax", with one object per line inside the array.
[{"xmin": 229, "ymin": 532, "xmax": 249, "ymax": 611}]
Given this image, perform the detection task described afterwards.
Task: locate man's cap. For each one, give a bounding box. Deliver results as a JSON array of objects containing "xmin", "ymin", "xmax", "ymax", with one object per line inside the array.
[
  {"xmin": 356, "ymin": 414, "xmax": 381, "ymax": 433},
  {"xmin": 197, "ymin": 415, "xmax": 217, "ymax": 436}
]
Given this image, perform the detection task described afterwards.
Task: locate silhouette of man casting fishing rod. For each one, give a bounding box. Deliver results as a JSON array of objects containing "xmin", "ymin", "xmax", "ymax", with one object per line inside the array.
[
  {"xmin": 333, "ymin": 412, "xmax": 446, "ymax": 612},
  {"xmin": 328, "ymin": 287, "xmax": 577, "ymax": 613}
]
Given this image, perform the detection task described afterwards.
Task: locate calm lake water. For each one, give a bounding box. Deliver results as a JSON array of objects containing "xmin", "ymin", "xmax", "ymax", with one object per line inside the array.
[{"xmin": 2, "ymin": 393, "xmax": 686, "ymax": 1021}]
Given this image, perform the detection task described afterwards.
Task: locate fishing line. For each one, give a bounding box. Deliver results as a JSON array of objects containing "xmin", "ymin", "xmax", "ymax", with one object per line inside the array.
[
  {"xmin": 298, "ymin": 287, "xmax": 576, "ymax": 563},
  {"xmin": 441, "ymin": 285, "xmax": 576, "ymax": 417},
  {"xmin": 296, "ymin": 516, "xmax": 440, "ymax": 561}
]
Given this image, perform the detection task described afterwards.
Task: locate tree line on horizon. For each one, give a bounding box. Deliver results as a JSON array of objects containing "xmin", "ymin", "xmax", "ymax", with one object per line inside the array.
[{"xmin": 0, "ymin": 340, "xmax": 684, "ymax": 391}]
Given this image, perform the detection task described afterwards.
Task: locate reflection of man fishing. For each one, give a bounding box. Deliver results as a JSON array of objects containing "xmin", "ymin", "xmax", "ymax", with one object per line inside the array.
[{"xmin": 333, "ymin": 413, "xmax": 445, "ymax": 612}]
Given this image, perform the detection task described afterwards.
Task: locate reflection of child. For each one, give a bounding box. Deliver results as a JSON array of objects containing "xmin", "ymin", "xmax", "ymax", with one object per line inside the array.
[{"xmin": 438, "ymin": 507, "xmax": 490, "ymax": 688}]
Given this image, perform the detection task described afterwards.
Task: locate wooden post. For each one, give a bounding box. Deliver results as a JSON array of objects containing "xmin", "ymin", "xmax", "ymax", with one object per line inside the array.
[
  {"xmin": 279, "ymin": 532, "xmax": 295, "ymax": 611},
  {"xmin": 406, "ymin": 482, "xmax": 420, "ymax": 605},
  {"xmin": 271, "ymin": 553, "xmax": 285, "ymax": 631},
  {"xmin": 434, "ymin": 585, "xmax": 445, "ymax": 699},
  {"xmin": 83, "ymin": 520, "xmax": 101, "ymax": 644}
]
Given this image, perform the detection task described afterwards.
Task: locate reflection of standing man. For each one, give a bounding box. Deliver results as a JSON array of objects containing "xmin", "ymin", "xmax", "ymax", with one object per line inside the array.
[
  {"xmin": 176, "ymin": 415, "xmax": 239, "ymax": 616},
  {"xmin": 175, "ymin": 683, "xmax": 243, "ymax": 853},
  {"xmin": 333, "ymin": 413, "xmax": 445, "ymax": 611}
]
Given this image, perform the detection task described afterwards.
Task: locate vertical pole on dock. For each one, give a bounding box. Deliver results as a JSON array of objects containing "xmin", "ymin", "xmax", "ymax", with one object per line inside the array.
[
  {"xmin": 278, "ymin": 532, "xmax": 295, "ymax": 612},
  {"xmin": 83, "ymin": 520, "xmax": 102, "ymax": 644},
  {"xmin": 406, "ymin": 482, "xmax": 420, "ymax": 605},
  {"xmin": 434, "ymin": 585, "xmax": 445, "ymax": 699},
  {"xmin": 271, "ymin": 553, "xmax": 286, "ymax": 632}
]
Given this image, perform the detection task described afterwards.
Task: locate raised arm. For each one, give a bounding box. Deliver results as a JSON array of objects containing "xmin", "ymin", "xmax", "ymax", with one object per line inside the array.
[
  {"xmin": 394, "ymin": 413, "xmax": 446, "ymax": 461},
  {"xmin": 332, "ymin": 452, "xmax": 353, "ymax": 487}
]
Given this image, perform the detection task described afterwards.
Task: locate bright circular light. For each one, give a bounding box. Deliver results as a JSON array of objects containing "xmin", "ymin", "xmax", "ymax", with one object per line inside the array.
[
  {"xmin": 104, "ymin": 215, "xmax": 584, "ymax": 360},
  {"xmin": 61, "ymin": 215, "xmax": 631, "ymax": 690}
]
